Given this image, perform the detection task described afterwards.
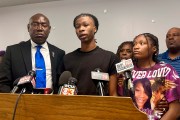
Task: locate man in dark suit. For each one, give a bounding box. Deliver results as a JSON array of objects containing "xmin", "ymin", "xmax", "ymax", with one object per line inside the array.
[{"xmin": 0, "ymin": 13, "xmax": 65, "ymax": 93}]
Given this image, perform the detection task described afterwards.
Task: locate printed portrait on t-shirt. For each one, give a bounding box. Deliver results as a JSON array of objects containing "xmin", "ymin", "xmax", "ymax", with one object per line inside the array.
[
  {"xmin": 150, "ymin": 77, "xmax": 166, "ymax": 110},
  {"xmin": 133, "ymin": 78, "xmax": 152, "ymax": 110},
  {"xmin": 131, "ymin": 62, "xmax": 179, "ymax": 119},
  {"xmin": 132, "ymin": 76, "xmax": 178, "ymax": 119}
]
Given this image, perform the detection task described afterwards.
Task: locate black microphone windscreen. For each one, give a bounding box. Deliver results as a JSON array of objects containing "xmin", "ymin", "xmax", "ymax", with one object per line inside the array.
[
  {"xmin": 59, "ymin": 71, "xmax": 72, "ymax": 86},
  {"xmin": 28, "ymin": 70, "xmax": 36, "ymax": 77},
  {"xmin": 13, "ymin": 70, "xmax": 35, "ymax": 86},
  {"xmin": 68, "ymin": 77, "xmax": 78, "ymax": 84},
  {"xmin": 13, "ymin": 78, "xmax": 21, "ymax": 86}
]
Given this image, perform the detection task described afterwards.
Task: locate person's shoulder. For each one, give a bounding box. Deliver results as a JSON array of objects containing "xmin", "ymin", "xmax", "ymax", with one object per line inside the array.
[
  {"xmin": 158, "ymin": 62, "xmax": 180, "ymax": 79},
  {"xmin": 158, "ymin": 61, "xmax": 174, "ymax": 68},
  {"xmin": 98, "ymin": 47, "xmax": 115, "ymax": 55},
  {"xmin": 98, "ymin": 47, "xmax": 119, "ymax": 62},
  {"xmin": 64, "ymin": 49, "xmax": 78, "ymax": 57},
  {"xmin": 63, "ymin": 49, "xmax": 79, "ymax": 62},
  {"xmin": 47, "ymin": 42, "xmax": 65, "ymax": 53},
  {"xmin": 158, "ymin": 50, "xmax": 168, "ymax": 58},
  {"xmin": 158, "ymin": 53, "xmax": 163, "ymax": 58},
  {"xmin": 158, "ymin": 61, "xmax": 168, "ymax": 65},
  {"xmin": 6, "ymin": 41, "xmax": 28, "ymax": 50}
]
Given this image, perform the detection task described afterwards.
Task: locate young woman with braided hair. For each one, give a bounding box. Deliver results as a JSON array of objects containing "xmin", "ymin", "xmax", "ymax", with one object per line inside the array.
[{"xmin": 132, "ymin": 33, "xmax": 180, "ymax": 120}]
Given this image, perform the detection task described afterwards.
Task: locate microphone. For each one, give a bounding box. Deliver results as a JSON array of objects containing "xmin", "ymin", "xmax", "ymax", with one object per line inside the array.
[
  {"xmin": 58, "ymin": 71, "xmax": 72, "ymax": 94},
  {"xmin": 11, "ymin": 70, "xmax": 36, "ymax": 93},
  {"xmin": 115, "ymin": 59, "xmax": 134, "ymax": 96},
  {"xmin": 11, "ymin": 78, "xmax": 21, "ymax": 93},
  {"xmin": 91, "ymin": 68, "xmax": 109, "ymax": 96},
  {"xmin": 60, "ymin": 77, "xmax": 78, "ymax": 95}
]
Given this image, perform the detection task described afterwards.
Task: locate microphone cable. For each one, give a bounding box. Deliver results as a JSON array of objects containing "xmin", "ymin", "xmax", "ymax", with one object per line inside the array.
[{"xmin": 12, "ymin": 88, "xmax": 26, "ymax": 120}]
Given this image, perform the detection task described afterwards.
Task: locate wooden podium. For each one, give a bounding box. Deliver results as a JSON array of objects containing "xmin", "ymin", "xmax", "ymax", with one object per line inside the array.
[{"xmin": 0, "ymin": 94, "xmax": 147, "ymax": 120}]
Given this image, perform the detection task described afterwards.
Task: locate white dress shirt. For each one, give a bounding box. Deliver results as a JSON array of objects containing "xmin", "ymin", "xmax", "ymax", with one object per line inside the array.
[{"xmin": 31, "ymin": 40, "xmax": 52, "ymax": 88}]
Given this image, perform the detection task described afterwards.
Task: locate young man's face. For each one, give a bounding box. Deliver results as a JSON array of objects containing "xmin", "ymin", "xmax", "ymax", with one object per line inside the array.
[{"xmin": 74, "ymin": 16, "xmax": 97, "ymax": 43}]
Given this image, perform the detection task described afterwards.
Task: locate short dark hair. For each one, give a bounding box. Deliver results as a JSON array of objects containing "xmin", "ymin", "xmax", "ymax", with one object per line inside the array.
[
  {"xmin": 116, "ymin": 41, "xmax": 133, "ymax": 57},
  {"xmin": 73, "ymin": 13, "xmax": 99, "ymax": 33},
  {"xmin": 29, "ymin": 13, "xmax": 50, "ymax": 25}
]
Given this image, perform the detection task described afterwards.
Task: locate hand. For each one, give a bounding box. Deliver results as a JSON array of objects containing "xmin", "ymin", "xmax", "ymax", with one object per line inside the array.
[
  {"xmin": 117, "ymin": 74, "xmax": 125, "ymax": 87},
  {"xmin": 154, "ymin": 99, "xmax": 169, "ymax": 117}
]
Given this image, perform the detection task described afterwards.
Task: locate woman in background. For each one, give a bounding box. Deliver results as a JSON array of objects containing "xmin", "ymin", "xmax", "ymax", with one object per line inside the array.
[
  {"xmin": 116, "ymin": 41, "xmax": 133, "ymax": 96},
  {"xmin": 116, "ymin": 41, "xmax": 133, "ymax": 60}
]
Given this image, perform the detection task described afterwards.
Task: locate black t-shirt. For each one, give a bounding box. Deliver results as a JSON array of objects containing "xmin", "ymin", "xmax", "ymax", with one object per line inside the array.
[{"xmin": 63, "ymin": 46, "xmax": 119, "ymax": 95}]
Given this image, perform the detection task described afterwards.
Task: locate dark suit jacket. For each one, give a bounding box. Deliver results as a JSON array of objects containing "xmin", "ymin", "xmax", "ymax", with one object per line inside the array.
[{"xmin": 0, "ymin": 40, "xmax": 65, "ymax": 93}]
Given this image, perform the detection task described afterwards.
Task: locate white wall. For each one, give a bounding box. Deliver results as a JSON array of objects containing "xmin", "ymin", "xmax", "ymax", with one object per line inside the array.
[{"xmin": 0, "ymin": 0, "xmax": 180, "ymax": 54}]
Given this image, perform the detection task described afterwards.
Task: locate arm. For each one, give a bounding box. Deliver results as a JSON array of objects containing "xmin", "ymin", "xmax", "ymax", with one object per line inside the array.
[
  {"xmin": 0, "ymin": 47, "xmax": 12, "ymax": 92},
  {"xmin": 117, "ymin": 73, "xmax": 126, "ymax": 96},
  {"xmin": 109, "ymin": 74, "xmax": 118, "ymax": 96},
  {"xmin": 160, "ymin": 64, "xmax": 180, "ymax": 119},
  {"xmin": 0, "ymin": 72, "xmax": 11, "ymax": 92},
  {"xmin": 161, "ymin": 100, "xmax": 180, "ymax": 120},
  {"xmin": 155, "ymin": 99, "xmax": 169, "ymax": 117}
]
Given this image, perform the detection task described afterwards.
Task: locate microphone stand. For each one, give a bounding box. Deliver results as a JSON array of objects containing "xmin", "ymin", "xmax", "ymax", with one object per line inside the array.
[
  {"xmin": 97, "ymin": 81, "xmax": 105, "ymax": 96},
  {"xmin": 123, "ymin": 71, "xmax": 134, "ymax": 97},
  {"xmin": 95, "ymin": 69, "xmax": 106, "ymax": 96}
]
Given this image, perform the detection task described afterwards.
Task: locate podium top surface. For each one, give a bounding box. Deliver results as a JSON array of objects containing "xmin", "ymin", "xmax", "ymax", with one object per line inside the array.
[{"xmin": 0, "ymin": 94, "xmax": 147, "ymax": 120}]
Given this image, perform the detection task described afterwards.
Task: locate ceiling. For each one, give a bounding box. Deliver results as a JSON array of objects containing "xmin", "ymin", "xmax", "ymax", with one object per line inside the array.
[{"xmin": 0, "ymin": 0, "xmax": 62, "ymax": 8}]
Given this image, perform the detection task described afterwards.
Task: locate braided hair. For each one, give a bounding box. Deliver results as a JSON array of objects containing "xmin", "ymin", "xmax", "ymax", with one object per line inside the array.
[
  {"xmin": 133, "ymin": 33, "xmax": 159, "ymax": 63},
  {"xmin": 73, "ymin": 13, "xmax": 99, "ymax": 34}
]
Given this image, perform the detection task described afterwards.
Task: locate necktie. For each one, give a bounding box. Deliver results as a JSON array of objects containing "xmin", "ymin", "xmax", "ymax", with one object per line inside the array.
[{"xmin": 35, "ymin": 46, "xmax": 46, "ymax": 88}]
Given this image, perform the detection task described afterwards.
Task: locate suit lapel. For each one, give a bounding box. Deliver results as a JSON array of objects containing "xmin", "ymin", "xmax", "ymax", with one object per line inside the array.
[
  {"xmin": 19, "ymin": 40, "xmax": 32, "ymax": 73},
  {"xmin": 48, "ymin": 43, "xmax": 56, "ymax": 82}
]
